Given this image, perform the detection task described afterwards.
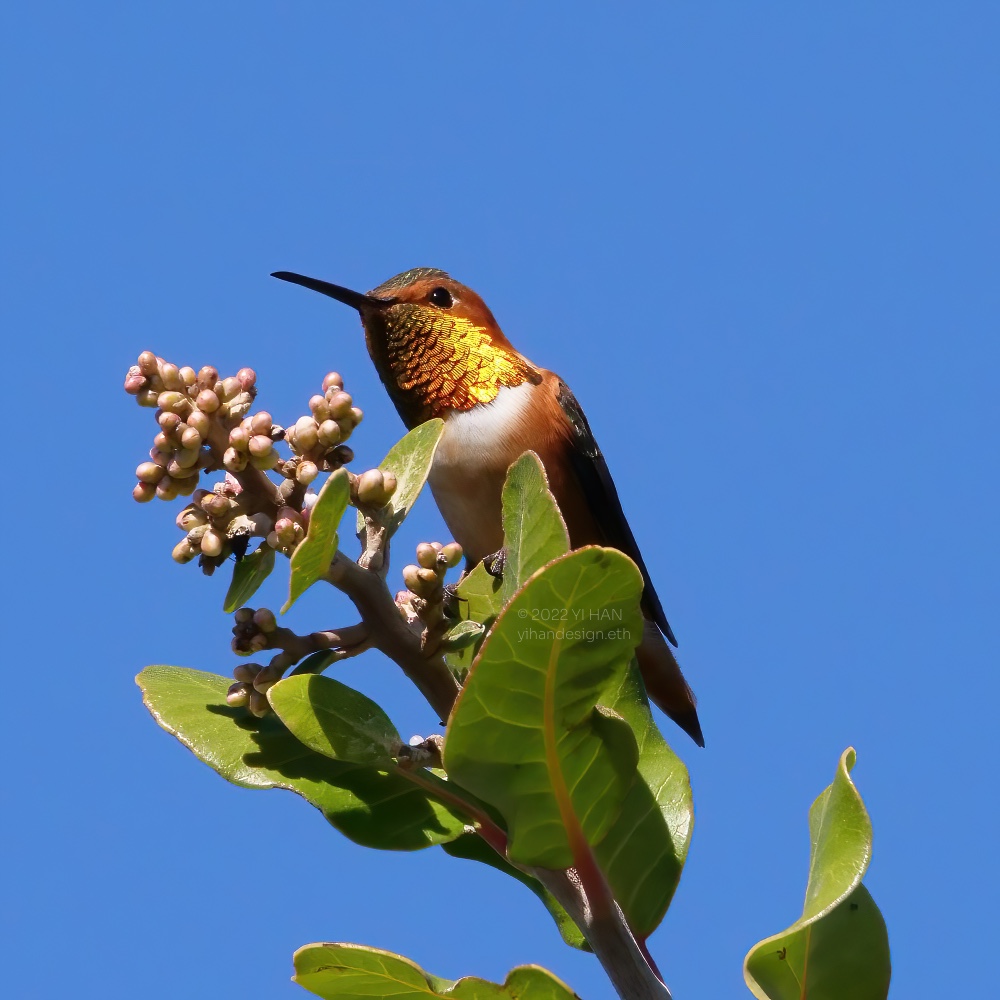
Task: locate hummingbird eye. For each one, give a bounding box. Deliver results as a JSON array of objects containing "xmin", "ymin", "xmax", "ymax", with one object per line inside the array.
[{"xmin": 428, "ymin": 287, "xmax": 454, "ymax": 309}]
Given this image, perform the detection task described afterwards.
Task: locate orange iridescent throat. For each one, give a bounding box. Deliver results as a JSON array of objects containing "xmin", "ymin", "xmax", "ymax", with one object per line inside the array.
[{"xmin": 372, "ymin": 303, "xmax": 538, "ymax": 418}]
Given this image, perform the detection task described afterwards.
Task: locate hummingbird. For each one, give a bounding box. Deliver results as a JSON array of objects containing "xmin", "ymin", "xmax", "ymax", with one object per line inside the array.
[{"xmin": 272, "ymin": 268, "xmax": 704, "ymax": 746}]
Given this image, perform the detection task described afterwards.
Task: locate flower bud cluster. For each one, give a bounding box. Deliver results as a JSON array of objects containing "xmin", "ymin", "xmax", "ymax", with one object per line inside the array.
[
  {"xmin": 230, "ymin": 605, "xmax": 279, "ymax": 656},
  {"xmin": 266, "ymin": 506, "xmax": 307, "ymax": 555},
  {"xmin": 401, "ymin": 541, "xmax": 464, "ymax": 600},
  {"xmin": 125, "ymin": 351, "xmax": 257, "ymax": 504},
  {"xmin": 227, "ymin": 606, "xmax": 291, "ymax": 716},
  {"xmin": 279, "ymin": 372, "xmax": 363, "ymax": 486},
  {"xmin": 222, "ymin": 410, "xmax": 282, "ymax": 475},
  {"xmin": 169, "ymin": 478, "xmax": 273, "ymax": 566},
  {"xmin": 399, "ymin": 542, "xmax": 463, "ymax": 653}
]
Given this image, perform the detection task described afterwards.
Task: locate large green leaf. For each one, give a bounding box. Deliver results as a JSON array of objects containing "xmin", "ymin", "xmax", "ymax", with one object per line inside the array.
[
  {"xmin": 356, "ymin": 419, "xmax": 444, "ymax": 539},
  {"xmin": 743, "ymin": 748, "xmax": 891, "ymax": 1000},
  {"xmin": 444, "ymin": 546, "xmax": 645, "ymax": 869},
  {"xmin": 284, "ymin": 468, "xmax": 351, "ymax": 613},
  {"xmin": 447, "ymin": 452, "xmax": 568, "ymax": 676},
  {"xmin": 442, "ymin": 833, "xmax": 589, "ymax": 952},
  {"xmin": 137, "ymin": 666, "xmax": 467, "ymax": 850},
  {"xmin": 267, "ymin": 674, "xmax": 401, "ymax": 765},
  {"xmin": 593, "ymin": 663, "xmax": 693, "ymax": 937},
  {"xmin": 223, "ymin": 543, "xmax": 276, "ymax": 612},
  {"xmin": 500, "ymin": 451, "xmax": 570, "ymax": 604},
  {"xmin": 266, "ymin": 675, "xmax": 502, "ymax": 835},
  {"xmin": 293, "ymin": 943, "xmax": 578, "ymax": 1000}
]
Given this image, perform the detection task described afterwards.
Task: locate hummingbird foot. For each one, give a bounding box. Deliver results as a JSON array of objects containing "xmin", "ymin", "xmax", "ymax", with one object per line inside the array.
[
  {"xmin": 441, "ymin": 582, "xmax": 465, "ymax": 621},
  {"xmin": 483, "ymin": 548, "xmax": 507, "ymax": 579}
]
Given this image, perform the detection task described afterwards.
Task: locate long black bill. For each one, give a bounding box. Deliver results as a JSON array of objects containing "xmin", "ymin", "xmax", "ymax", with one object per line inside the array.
[{"xmin": 270, "ymin": 271, "xmax": 392, "ymax": 312}]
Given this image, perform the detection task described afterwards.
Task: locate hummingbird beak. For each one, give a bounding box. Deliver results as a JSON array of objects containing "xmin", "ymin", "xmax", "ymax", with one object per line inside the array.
[{"xmin": 270, "ymin": 271, "xmax": 394, "ymax": 312}]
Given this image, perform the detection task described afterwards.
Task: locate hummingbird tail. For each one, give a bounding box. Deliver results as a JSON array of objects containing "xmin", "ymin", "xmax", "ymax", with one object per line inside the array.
[{"xmin": 636, "ymin": 621, "xmax": 705, "ymax": 747}]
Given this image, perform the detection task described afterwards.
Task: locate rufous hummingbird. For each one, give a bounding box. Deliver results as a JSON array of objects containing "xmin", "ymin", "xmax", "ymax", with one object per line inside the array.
[{"xmin": 272, "ymin": 267, "xmax": 704, "ymax": 746}]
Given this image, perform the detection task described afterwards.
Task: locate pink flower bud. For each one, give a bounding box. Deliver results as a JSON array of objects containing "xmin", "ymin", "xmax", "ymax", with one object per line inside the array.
[
  {"xmin": 233, "ymin": 663, "xmax": 260, "ymax": 683},
  {"xmin": 183, "ymin": 409, "xmax": 207, "ymax": 436},
  {"xmin": 196, "ymin": 389, "xmax": 220, "ymax": 413},
  {"xmin": 124, "ymin": 367, "xmax": 146, "ymax": 394},
  {"xmin": 156, "ymin": 477, "xmax": 178, "ymax": 501},
  {"xmin": 249, "ymin": 434, "xmax": 274, "ymax": 458},
  {"xmin": 248, "ymin": 690, "xmax": 270, "ymax": 717},
  {"xmin": 172, "ymin": 539, "xmax": 197, "ymax": 563},
  {"xmin": 250, "ymin": 411, "xmax": 272, "ymax": 435},
  {"xmin": 228, "ymin": 425, "xmax": 250, "ymax": 451},
  {"xmin": 253, "ymin": 608, "xmax": 277, "ymax": 632},
  {"xmin": 135, "ymin": 461, "xmax": 165, "ymax": 484},
  {"xmin": 293, "ymin": 416, "xmax": 319, "ymax": 453},
  {"xmin": 157, "ymin": 391, "xmax": 188, "ymax": 415},
  {"xmin": 176, "ymin": 505, "xmax": 207, "ymax": 530},
  {"xmin": 137, "ymin": 351, "xmax": 158, "ymax": 376},
  {"xmin": 200, "ymin": 529, "xmax": 224, "ymax": 557},
  {"xmin": 327, "ymin": 391, "xmax": 353, "ymax": 419},
  {"xmin": 237, "ymin": 367, "xmax": 256, "ymax": 390},
  {"xmin": 157, "ymin": 411, "xmax": 182, "ymax": 434},
  {"xmin": 402, "ymin": 564, "xmax": 423, "ymax": 593},
  {"xmin": 358, "ymin": 469, "xmax": 388, "ymax": 506},
  {"xmin": 416, "ymin": 542, "xmax": 438, "ymax": 570},
  {"xmin": 226, "ymin": 682, "xmax": 251, "ymax": 707},
  {"xmin": 160, "ymin": 363, "xmax": 182, "ymax": 390},
  {"xmin": 441, "ymin": 542, "xmax": 463, "ymax": 568},
  {"xmin": 180, "ymin": 425, "xmax": 202, "ymax": 450},
  {"xmin": 133, "ymin": 482, "xmax": 156, "ymax": 503},
  {"xmin": 322, "ymin": 371, "xmax": 344, "ymax": 392},
  {"xmin": 317, "ymin": 419, "xmax": 341, "ymax": 447},
  {"xmin": 196, "ymin": 365, "xmax": 219, "ymax": 389},
  {"xmin": 296, "ymin": 460, "xmax": 319, "ymax": 485}
]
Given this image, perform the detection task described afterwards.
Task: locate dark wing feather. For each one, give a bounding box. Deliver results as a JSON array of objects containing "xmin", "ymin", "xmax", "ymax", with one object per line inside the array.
[{"xmin": 556, "ymin": 381, "xmax": 678, "ymax": 647}]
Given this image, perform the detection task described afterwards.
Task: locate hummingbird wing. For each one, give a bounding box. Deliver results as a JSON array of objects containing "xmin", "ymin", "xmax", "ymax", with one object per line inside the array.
[{"xmin": 556, "ymin": 381, "xmax": 679, "ymax": 647}]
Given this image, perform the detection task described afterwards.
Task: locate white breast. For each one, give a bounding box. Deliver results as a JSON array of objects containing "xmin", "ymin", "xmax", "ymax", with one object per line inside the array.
[
  {"xmin": 428, "ymin": 382, "xmax": 537, "ymax": 562},
  {"xmin": 432, "ymin": 382, "xmax": 536, "ymax": 471}
]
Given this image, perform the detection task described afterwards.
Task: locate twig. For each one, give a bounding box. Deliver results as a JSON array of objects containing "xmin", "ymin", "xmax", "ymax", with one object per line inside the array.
[{"xmin": 324, "ymin": 551, "xmax": 461, "ymax": 722}]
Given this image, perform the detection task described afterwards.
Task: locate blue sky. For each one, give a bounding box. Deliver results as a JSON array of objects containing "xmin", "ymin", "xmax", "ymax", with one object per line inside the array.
[{"xmin": 3, "ymin": 4, "xmax": 996, "ymax": 998}]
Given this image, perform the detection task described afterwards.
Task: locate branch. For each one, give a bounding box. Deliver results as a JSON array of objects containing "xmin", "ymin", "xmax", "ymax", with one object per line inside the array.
[{"xmin": 325, "ymin": 551, "xmax": 461, "ymax": 722}]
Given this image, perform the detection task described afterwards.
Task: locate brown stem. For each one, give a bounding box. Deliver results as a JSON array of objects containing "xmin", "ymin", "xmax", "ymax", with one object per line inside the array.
[
  {"xmin": 267, "ymin": 623, "xmax": 370, "ymax": 663},
  {"xmin": 399, "ymin": 769, "xmax": 670, "ymax": 1000},
  {"xmin": 324, "ymin": 551, "xmax": 461, "ymax": 722}
]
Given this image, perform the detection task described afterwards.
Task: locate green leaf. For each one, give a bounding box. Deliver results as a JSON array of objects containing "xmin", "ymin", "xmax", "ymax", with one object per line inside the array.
[
  {"xmin": 357, "ymin": 419, "xmax": 444, "ymax": 539},
  {"xmin": 223, "ymin": 543, "xmax": 276, "ymax": 613},
  {"xmin": 442, "ymin": 833, "xmax": 589, "ymax": 952},
  {"xmin": 267, "ymin": 674, "xmax": 401, "ymax": 765},
  {"xmin": 592, "ymin": 662, "xmax": 693, "ymax": 937},
  {"xmin": 500, "ymin": 451, "xmax": 570, "ymax": 604},
  {"xmin": 137, "ymin": 666, "xmax": 467, "ymax": 850},
  {"xmin": 743, "ymin": 748, "xmax": 891, "ymax": 1000},
  {"xmin": 444, "ymin": 546, "xmax": 645, "ymax": 868},
  {"xmin": 446, "ymin": 453, "xmax": 568, "ymax": 675},
  {"xmin": 293, "ymin": 943, "xmax": 578, "ymax": 1000},
  {"xmin": 441, "ymin": 619, "xmax": 485, "ymax": 651},
  {"xmin": 284, "ymin": 468, "xmax": 351, "ymax": 613}
]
